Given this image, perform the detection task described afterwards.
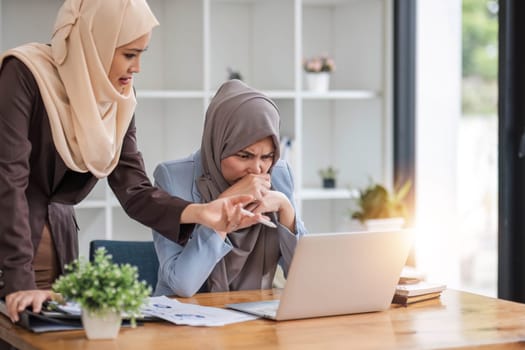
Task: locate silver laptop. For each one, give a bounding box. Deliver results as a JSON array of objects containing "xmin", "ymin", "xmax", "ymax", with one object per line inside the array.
[{"xmin": 227, "ymin": 230, "xmax": 412, "ymax": 321}]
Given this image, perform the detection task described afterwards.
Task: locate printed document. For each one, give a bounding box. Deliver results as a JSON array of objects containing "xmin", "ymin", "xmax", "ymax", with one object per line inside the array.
[{"xmin": 142, "ymin": 296, "xmax": 258, "ymax": 326}]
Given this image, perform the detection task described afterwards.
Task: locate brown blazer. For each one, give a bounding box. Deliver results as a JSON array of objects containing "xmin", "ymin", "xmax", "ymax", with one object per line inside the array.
[{"xmin": 0, "ymin": 57, "xmax": 192, "ymax": 297}]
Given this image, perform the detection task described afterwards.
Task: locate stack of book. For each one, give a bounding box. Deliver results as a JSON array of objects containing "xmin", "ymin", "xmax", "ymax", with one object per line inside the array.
[{"xmin": 392, "ymin": 281, "xmax": 447, "ymax": 306}]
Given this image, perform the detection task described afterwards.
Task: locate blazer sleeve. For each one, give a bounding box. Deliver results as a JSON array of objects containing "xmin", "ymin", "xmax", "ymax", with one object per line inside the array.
[
  {"xmin": 0, "ymin": 58, "xmax": 38, "ymax": 296},
  {"xmin": 152, "ymin": 160, "xmax": 231, "ymax": 297},
  {"xmin": 107, "ymin": 118, "xmax": 195, "ymax": 243}
]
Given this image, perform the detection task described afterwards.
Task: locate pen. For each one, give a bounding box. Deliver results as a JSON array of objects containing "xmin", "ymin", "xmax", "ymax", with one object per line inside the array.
[{"xmin": 240, "ymin": 208, "xmax": 277, "ymax": 228}]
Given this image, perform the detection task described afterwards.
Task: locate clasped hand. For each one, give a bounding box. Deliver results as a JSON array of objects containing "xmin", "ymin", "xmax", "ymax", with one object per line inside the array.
[{"xmin": 219, "ymin": 174, "xmax": 294, "ymax": 232}]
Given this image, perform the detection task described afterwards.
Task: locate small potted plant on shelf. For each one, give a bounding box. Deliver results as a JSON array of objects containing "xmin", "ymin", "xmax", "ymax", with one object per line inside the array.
[
  {"xmin": 303, "ymin": 54, "xmax": 336, "ymax": 92},
  {"xmin": 227, "ymin": 66, "xmax": 243, "ymax": 81},
  {"xmin": 351, "ymin": 180, "xmax": 411, "ymax": 231},
  {"xmin": 318, "ymin": 166, "xmax": 338, "ymax": 188},
  {"xmin": 52, "ymin": 248, "xmax": 151, "ymax": 340}
]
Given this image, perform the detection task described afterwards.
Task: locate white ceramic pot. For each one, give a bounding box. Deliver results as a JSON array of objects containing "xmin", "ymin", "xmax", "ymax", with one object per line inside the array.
[
  {"xmin": 337, "ymin": 218, "xmax": 366, "ymax": 232},
  {"xmin": 81, "ymin": 309, "xmax": 122, "ymax": 340},
  {"xmin": 305, "ymin": 72, "xmax": 330, "ymax": 92},
  {"xmin": 364, "ymin": 217, "xmax": 405, "ymax": 232}
]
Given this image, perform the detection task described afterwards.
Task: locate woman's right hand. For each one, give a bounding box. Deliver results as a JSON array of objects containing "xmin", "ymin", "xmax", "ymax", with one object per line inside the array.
[
  {"xmin": 5, "ymin": 290, "xmax": 54, "ymax": 322},
  {"xmin": 218, "ymin": 174, "xmax": 271, "ymax": 202}
]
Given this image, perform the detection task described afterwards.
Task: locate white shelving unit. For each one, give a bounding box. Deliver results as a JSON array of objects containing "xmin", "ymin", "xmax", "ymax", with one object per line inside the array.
[{"xmin": 0, "ymin": 0, "xmax": 392, "ymax": 255}]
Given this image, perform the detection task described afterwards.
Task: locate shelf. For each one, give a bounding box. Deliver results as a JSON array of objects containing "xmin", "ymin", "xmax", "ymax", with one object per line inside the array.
[
  {"xmin": 214, "ymin": 0, "xmax": 358, "ymax": 4},
  {"xmin": 301, "ymin": 90, "xmax": 379, "ymax": 99},
  {"xmin": 136, "ymin": 90, "xmax": 207, "ymax": 99},
  {"xmin": 301, "ymin": 187, "xmax": 359, "ymax": 200},
  {"xmin": 262, "ymin": 90, "xmax": 297, "ymax": 99},
  {"xmin": 77, "ymin": 189, "xmax": 359, "ymax": 205},
  {"xmin": 136, "ymin": 89, "xmax": 378, "ymax": 100},
  {"xmin": 75, "ymin": 198, "xmax": 120, "ymax": 209},
  {"xmin": 303, "ymin": 0, "xmax": 359, "ymax": 5},
  {"xmin": 4, "ymin": 0, "xmax": 390, "ymax": 238}
]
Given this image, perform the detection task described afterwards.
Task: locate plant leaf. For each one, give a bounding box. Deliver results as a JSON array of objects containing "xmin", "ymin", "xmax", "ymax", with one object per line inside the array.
[{"xmin": 394, "ymin": 180, "xmax": 412, "ymax": 202}]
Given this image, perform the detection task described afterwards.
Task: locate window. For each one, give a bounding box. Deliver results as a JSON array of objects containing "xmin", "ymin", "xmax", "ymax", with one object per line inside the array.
[{"xmin": 415, "ymin": 0, "xmax": 498, "ymax": 297}]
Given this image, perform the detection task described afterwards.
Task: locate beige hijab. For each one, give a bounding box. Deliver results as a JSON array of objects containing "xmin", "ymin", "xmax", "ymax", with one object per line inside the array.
[
  {"xmin": 197, "ymin": 79, "xmax": 282, "ymax": 292},
  {"xmin": 0, "ymin": 0, "xmax": 159, "ymax": 178}
]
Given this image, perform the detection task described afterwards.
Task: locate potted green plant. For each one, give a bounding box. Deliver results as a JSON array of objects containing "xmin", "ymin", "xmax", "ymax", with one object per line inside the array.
[
  {"xmin": 318, "ymin": 166, "xmax": 338, "ymax": 188},
  {"xmin": 351, "ymin": 180, "xmax": 411, "ymax": 231},
  {"xmin": 52, "ymin": 248, "xmax": 151, "ymax": 340}
]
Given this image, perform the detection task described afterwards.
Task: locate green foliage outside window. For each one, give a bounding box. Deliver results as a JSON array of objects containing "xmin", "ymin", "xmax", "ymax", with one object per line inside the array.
[{"xmin": 462, "ymin": 0, "xmax": 498, "ymax": 115}]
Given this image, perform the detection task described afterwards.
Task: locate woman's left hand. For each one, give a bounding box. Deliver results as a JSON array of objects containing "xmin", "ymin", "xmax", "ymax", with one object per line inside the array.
[
  {"xmin": 5, "ymin": 290, "xmax": 55, "ymax": 323},
  {"xmin": 250, "ymin": 191, "xmax": 296, "ymax": 232},
  {"xmin": 248, "ymin": 190, "xmax": 285, "ymax": 213}
]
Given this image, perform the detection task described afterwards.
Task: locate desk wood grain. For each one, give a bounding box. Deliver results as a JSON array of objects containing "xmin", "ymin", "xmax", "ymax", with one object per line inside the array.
[{"xmin": 2, "ymin": 289, "xmax": 525, "ymax": 349}]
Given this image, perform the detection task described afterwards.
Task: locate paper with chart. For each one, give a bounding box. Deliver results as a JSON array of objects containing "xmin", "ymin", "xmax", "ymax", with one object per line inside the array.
[{"xmin": 142, "ymin": 296, "xmax": 258, "ymax": 326}]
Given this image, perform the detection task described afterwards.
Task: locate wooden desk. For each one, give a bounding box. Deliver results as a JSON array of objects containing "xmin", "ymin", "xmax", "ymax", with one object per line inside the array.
[{"xmin": 2, "ymin": 289, "xmax": 525, "ymax": 349}]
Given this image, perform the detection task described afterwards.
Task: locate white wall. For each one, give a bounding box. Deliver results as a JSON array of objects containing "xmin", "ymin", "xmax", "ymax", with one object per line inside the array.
[{"xmin": 415, "ymin": 0, "xmax": 462, "ymax": 287}]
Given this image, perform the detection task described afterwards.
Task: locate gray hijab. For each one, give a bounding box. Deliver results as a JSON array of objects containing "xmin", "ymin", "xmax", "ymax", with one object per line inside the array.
[{"xmin": 196, "ymin": 79, "xmax": 281, "ymax": 292}]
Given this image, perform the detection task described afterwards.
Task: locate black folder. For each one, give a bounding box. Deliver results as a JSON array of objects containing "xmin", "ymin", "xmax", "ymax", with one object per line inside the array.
[
  {"xmin": 0, "ymin": 301, "xmax": 82, "ymax": 333},
  {"xmin": 0, "ymin": 300, "xmax": 140, "ymax": 333}
]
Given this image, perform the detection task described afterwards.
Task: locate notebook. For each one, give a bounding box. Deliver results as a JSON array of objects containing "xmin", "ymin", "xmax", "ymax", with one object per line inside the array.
[{"xmin": 227, "ymin": 230, "xmax": 412, "ymax": 321}]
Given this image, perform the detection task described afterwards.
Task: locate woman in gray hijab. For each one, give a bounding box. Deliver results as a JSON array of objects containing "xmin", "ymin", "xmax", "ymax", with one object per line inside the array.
[{"xmin": 152, "ymin": 80, "xmax": 307, "ymax": 297}]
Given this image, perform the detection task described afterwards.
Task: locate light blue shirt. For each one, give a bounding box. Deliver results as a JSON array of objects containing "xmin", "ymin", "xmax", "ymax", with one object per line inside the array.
[{"xmin": 152, "ymin": 150, "xmax": 306, "ymax": 297}]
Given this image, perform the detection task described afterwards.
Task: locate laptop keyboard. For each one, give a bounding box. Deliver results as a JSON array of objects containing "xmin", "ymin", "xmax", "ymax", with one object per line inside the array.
[
  {"xmin": 257, "ymin": 307, "xmax": 277, "ymax": 317},
  {"xmin": 251, "ymin": 300, "xmax": 279, "ymax": 317}
]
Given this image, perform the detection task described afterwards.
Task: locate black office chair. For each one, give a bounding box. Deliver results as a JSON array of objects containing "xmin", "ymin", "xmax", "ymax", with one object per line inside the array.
[{"xmin": 89, "ymin": 240, "xmax": 159, "ymax": 295}]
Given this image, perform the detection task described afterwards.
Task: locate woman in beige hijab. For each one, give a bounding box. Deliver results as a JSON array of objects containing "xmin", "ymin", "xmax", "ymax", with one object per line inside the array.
[
  {"xmin": 152, "ymin": 80, "xmax": 307, "ymax": 297},
  {"xmin": 0, "ymin": 0, "xmax": 260, "ymax": 324}
]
